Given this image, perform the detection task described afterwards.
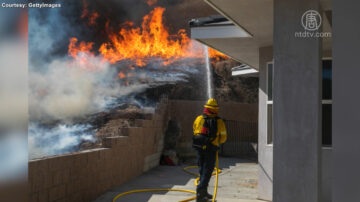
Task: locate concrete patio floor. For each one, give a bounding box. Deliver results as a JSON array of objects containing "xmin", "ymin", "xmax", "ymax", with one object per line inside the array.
[{"xmin": 93, "ymin": 157, "xmax": 265, "ymax": 202}]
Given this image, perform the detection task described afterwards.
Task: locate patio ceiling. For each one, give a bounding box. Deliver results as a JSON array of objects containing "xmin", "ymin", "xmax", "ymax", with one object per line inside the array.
[
  {"xmin": 195, "ymin": 0, "xmax": 274, "ymax": 70},
  {"xmin": 191, "ymin": 0, "xmax": 332, "ymax": 69}
]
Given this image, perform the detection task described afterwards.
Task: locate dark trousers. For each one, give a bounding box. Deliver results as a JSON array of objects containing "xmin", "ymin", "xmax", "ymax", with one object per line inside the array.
[{"xmin": 197, "ymin": 149, "xmax": 216, "ymax": 190}]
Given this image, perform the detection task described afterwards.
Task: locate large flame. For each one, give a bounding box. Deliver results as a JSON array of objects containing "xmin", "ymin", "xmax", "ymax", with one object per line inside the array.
[
  {"xmin": 68, "ymin": 6, "xmax": 228, "ymax": 70},
  {"xmin": 99, "ymin": 7, "xmax": 204, "ymax": 66}
]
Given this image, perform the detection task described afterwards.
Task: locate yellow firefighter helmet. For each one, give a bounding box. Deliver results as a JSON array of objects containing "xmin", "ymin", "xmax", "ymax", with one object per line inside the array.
[{"xmin": 204, "ymin": 98, "xmax": 219, "ymax": 109}]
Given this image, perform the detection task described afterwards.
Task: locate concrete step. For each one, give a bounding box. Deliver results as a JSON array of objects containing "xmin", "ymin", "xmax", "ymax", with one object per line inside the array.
[{"xmin": 148, "ymin": 194, "xmax": 266, "ymax": 202}]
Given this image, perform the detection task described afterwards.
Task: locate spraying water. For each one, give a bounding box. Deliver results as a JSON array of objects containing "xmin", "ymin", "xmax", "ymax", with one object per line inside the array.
[{"xmin": 204, "ymin": 46, "xmax": 213, "ymax": 99}]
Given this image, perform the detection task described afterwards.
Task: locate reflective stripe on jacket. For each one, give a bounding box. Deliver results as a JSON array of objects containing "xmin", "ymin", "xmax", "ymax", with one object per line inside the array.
[{"xmin": 193, "ymin": 115, "xmax": 227, "ymax": 146}]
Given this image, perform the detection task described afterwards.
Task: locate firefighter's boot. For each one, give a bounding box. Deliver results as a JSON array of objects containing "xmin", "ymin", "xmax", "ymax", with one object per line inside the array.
[{"xmin": 196, "ymin": 188, "xmax": 207, "ymax": 202}]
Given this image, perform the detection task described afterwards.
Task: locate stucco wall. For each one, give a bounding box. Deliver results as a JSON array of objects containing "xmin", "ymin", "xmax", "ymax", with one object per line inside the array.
[
  {"xmin": 332, "ymin": 1, "xmax": 360, "ymax": 201},
  {"xmin": 322, "ymin": 147, "xmax": 332, "ymax": 202},
  {"xmin": 28, "ymin": 102, "xmax": 168, "ymax": 202},
  {"xmin": 273, "ymin": 0, "xmax": 322, "ymax": 201},
  {"xmin": 258, "ymin": 46, "xmax": 273, "ymax": 201}
]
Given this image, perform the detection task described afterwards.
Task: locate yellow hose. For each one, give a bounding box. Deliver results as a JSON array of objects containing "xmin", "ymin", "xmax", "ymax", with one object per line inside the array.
[
  {"xmin": 112, "ymin": 189, "xmax": 196, "ymax": 202},
  {"xmin": 113, "ymin": 151, "xmax": 220, "ymax": 202},
  {"xmin": 212, "ymin": 152, "xmax": 219, "ymax": 202}
]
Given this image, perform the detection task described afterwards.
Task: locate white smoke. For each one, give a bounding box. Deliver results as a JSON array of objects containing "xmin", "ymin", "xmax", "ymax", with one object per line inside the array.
[
  {"xmin": 28, "ymin": 123, "xmax": 95, "ymax": 159},
  {"xmin": 28, "ymin": 53, "xmax": 151, "ymax": 159},
  {"xmin": 27, "ymin": 3, "xmax": 204, "ymax": 159},
  {"xmin": 29, "ymin": 55, "xmax": 148, "ymax": 122}
]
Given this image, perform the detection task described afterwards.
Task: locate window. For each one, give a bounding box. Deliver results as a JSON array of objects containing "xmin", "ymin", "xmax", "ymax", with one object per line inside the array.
[
  {"xmin": 322, "ymin": 59, "xmax": 332, "ymax": 146},
  {"xmin": 265, "ymin": 60, "xmax": 331, "ymax": 146},
  {"xmin": 267, "ymin": 62, "xmax": 273, "ymax": 144},
  {"xmin": 267, "ymin": 104, "xmax": 273, "ymax": 144},
  {"xmin": 267, "ymin": 63, "xmax": 273, "ymax": 101}
]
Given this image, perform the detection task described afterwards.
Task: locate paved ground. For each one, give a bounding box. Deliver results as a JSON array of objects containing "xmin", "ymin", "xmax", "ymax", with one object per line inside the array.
[{"xmin": 94, "ymin": 157, "xmax": 264, "ymax": 202}]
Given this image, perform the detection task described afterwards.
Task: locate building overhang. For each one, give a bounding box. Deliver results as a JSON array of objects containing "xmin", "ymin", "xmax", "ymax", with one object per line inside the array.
[
  {"xmin": 232, "ymin": 65, "xmax": 258, "ymax": 77},
  {"xmin": 191, "ymin": 0, "xmax": 332, "ymax": 69},
  {"xmin": 191, "ymin": 24, "xmax": 250, "ymax": 39},
  {"xmin": 190, "ymin": 17, "xmax": 259, "ymax": 69},
  {"xmin": 193, "ymin": 0, "xmax": 274, "ymax": 70}
]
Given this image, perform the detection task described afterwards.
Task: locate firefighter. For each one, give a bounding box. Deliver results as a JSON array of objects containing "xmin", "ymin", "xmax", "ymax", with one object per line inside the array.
[{"xmin": 193, "ymin": 98, "xmax": 227, "ymax": 202}]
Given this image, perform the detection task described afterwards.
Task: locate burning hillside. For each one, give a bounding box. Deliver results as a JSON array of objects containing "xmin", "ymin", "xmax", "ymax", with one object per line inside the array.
[
  {"xmin": 28, "ymin": 0, "xmax": 236, "ymax": 159},
  {"xmin": 68, "ymin": 5, "xmax": 227, "ymax": 72}
]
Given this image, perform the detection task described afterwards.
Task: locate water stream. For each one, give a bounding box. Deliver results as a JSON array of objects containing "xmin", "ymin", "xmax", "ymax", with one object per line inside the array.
[{"xmin": 204, "ymin": 46, "xmax": 213, "ymax": 99}]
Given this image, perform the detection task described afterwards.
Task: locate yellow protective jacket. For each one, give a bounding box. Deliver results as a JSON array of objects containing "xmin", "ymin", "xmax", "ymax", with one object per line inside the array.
[{"xmin": 193, "ymin": 115, "xmax": 227, "ymax": 146}]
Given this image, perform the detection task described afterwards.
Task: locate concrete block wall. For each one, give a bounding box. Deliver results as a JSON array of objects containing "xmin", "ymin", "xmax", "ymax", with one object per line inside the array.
[{"xmin": 28, "ymin": 101, "xmax": 169, "ymax": 202}]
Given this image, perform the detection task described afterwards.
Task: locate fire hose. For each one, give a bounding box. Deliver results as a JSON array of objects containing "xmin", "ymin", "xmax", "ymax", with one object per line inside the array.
[{"xmin": 112, "ymin": 151, "xmax": 220, "ymax": 202}]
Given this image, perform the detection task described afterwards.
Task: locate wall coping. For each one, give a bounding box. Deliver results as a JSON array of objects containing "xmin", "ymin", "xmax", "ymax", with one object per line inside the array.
[{"xmin": 28, "ymin": 136, "xmax": 133, "ymax": 163}]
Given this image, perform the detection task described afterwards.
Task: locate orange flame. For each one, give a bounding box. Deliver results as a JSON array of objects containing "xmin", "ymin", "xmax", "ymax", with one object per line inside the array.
[
  {"xmin": 209, "ymin": 48, "xmax": 228, "ymax": 59},
  {"xmin": 69, "ymin": 7, "xmax": 228, "ymax": 69},
  {"xmin": 68, "ymin": 37, "xmax": 94, "ymax": 59},
  {"xmin": 118, "ymin": 72, "xmax": 126, "ymax": 79},
  {"xmin": 68, "ymin": 37, "xmax": 107, "ymax": 71},
  {"xmin": 99, "ymin": 7, "xmax": 203, "ymax": 66},
  {"xmin": 118, "ymin": 72, "xmax": 134, "ymax": 79},
  {"xmin": 209, "ymin": 48, "xmax": 228, "ymax": 65}
]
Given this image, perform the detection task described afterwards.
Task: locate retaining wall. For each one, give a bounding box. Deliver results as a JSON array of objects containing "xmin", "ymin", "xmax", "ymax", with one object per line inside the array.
[{"xmin": 28, "ymin": 102, "xmax": 168, "ymax": 202}]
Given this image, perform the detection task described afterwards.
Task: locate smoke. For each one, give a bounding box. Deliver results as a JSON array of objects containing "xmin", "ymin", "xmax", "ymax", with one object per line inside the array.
[
  {"xmin": 28, "ymin": 1, "xmax": 202, "ymax": 123},
  {"xmin": 28, "ymin": 123, "xmax": 95, "ymax": 159},
  {"xmin": 27, "ymin": 0, "xmax": 210, "ymax": 159},
  {"xmin": 29, "ymin": 54, "xmax": 150, "ymax": 121},
  {"xmin": 28, "ymin": 54, "xmax": 202, "ymax": 122}
]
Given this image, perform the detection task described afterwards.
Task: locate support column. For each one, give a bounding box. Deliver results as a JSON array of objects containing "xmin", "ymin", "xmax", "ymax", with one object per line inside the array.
[
  {"xmin": 258, "ymin": 46, "xmax": 273, "ymax": 201},
  {"xmin": 273, "ymin": 0, "xmax": 321, "ymax": 202},
  {"xmin": 333, "ymin": 1, "xmax": 360, "ymax": 201}
]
